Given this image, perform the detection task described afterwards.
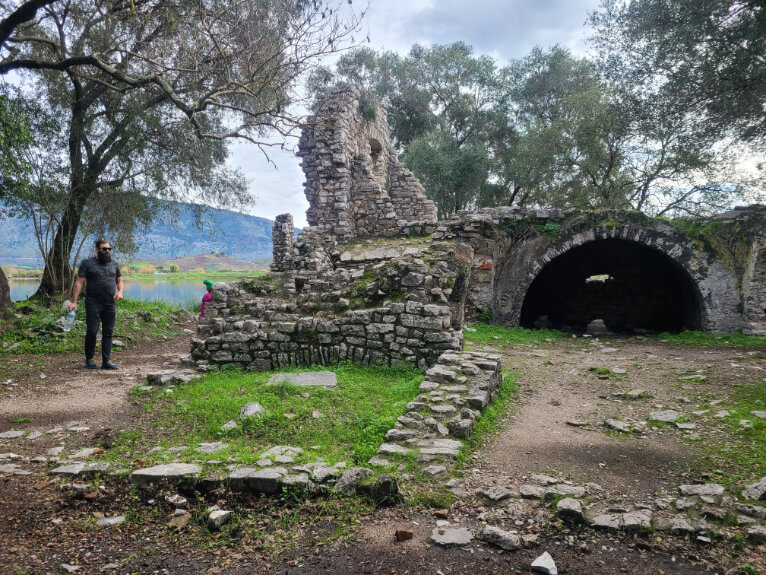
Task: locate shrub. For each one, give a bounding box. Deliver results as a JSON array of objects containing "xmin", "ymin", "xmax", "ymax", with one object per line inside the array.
[
  {"xmin": 169, "ymin": 264, "xmax": 179, "ymax": 273},
  {"xmin": 138, "ymin": 265, "xmax": 157, "ymax": 274},
  {"xmin": 193, "ymin": 267, "xmax": 205, "ymax": 273}
]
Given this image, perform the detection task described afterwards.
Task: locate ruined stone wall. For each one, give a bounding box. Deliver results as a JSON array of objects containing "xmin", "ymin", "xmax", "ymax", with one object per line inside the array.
[
  {"xmin": 435, "ymin": 206, "xmax": 766, "ymax": 335},
  {"xmin": 270, "ymin": 214, "xmax": 294, "ymax": 272},
  {"xmin": 297, "ymin": 85, "xmax": 437, "ymax": 241},
  {"xmin": 191, "ymin": 238, "xmax": 472, "ymax": 371}
]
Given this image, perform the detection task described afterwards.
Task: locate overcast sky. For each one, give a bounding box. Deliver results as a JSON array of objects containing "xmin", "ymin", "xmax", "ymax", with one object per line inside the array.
[{"xmin": 232, "ymin": 0, "xmax": 602, "ymax": 228}]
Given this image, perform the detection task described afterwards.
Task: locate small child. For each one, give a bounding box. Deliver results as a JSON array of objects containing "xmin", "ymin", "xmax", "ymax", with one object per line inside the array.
[{"xmin": 200, "ymin": 279, "xmax": 213, "ymax": 318}]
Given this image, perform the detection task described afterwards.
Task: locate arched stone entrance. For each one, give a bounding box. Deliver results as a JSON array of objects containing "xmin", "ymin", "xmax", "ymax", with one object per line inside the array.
[
  {"xmin": 492, "ymin": 221, "xmax": 743, "ymax": 334},
  {"xmin": 518, "ymin": 238, "xmax": 704, "ymax": 333}
]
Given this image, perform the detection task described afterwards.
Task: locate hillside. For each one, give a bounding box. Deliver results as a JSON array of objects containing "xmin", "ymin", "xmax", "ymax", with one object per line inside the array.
[{"xmin": 0, "ymin": 201, "xmax": 300, "ymax": 267}]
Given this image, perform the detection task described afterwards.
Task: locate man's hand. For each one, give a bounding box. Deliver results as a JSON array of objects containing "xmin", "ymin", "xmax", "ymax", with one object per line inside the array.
[
  {"xmin": 68, "ymin": 302, "xmax": 77, "ymax": 312},
  {"xmin": 114, "ymin": 277, "xmax": 124, "ymax": 301}
]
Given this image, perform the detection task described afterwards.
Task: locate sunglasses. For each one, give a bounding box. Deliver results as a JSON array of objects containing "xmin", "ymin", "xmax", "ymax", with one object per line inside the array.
[{"xmin": 100, "ymin": 247, "xmax": 112, "ymax": 251}]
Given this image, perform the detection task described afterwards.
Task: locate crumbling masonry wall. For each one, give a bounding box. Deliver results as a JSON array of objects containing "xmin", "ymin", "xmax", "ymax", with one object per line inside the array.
[
  {"xmin": 297, "ymin": 85, "xmax": 437, "ymax": 240},
  {"xmin": 434, "ymin": 205, "xmax": 766, "ymax": 335}
]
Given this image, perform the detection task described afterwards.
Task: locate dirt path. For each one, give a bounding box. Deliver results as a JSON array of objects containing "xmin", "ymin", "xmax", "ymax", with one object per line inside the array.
[{"xmin": 0, "ymin": 331, "xmax": 193, "ymax": 432}]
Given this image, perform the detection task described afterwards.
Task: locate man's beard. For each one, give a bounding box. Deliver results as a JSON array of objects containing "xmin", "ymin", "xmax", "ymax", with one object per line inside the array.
[{"xmin": 97, "ymin": 251, "xmax": 112, "ymax": 263}]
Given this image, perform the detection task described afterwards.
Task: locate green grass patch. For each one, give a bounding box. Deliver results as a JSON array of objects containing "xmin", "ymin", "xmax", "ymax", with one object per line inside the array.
[
  {"xmin": 700, "ymin": 383, "xmax": 766, "ymax": 485},
  {"xmin": 0, "ymin": 297, "xmax": 187, "ymax": 356},
  {"xmin": 465, "ymin": 323, "xmax": 571, "ymax": 347},
  {"xmin": 648, "ymin": 330, "xmax": 765, "ymax": 348},
  {"xmin": 109, "ymin": 362, "xmax": 423, "ymax": 469}
]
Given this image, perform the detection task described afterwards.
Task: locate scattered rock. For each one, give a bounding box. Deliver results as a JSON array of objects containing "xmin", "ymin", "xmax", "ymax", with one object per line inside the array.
[
  {"xmin": 556, "ymin": 498, "xmax": 584, "ymax": 523},
  {"xmin": 604, "ymin": 418, "xmax": 631, "ymax": 432},
  {"xmin": 334, "ymin": 467, "xmax": 374, "ymax": 495},
  {"xmin": 679, "ymin": 484, "xmax": 724, "ymax": 497},
  {"xmin": 395, "ymin": 529, "xmax": 414, "ymax": 541},
  {"xmin": 747, "ymin": 525, "xmax": 766, "ymax": 544},
  {"xmin": 197, "ymin": 442, "xmax": 227, "ymax": 454},
  {"xmin": 267, "ymin": 371, "xmax": 337, "ymax": 388},
  {"xmin": 479, "ymin": 525, "xmax": 522, "ymax": 550},
  {"xmin": 742, "ymin": 477, "xmax": 766, "ymax": 501},
  {"xmin": 129, "ymin": 463, "xmax": 202, "ymax": 488},
  {"xmin": 481, "ymin": 486, "xmax": 513, "ymax": 502},
  {"xmin": 0, "ymin": 430, "xmax": 25, "ymax": 439},
  {"xmin": 430, "ymin": 527, "xmax": 473, "ymax": 547},
  {"xmin": 167, "ymin": 509, "xmax": 191, "ymax": 529},
  {"xmin": 240, "ymin": 402, "xmax": 266, "ymax": 419},
  {"xmin": 96, "ymin": 515, "xmax": 125, "ymax": 527},
  {"xmin": 208, "ymin": 509, "xmax": 232, "ymax": 530},
  {"xmin": 751, "ymin": 410, "xmax": 766, "ymax": 419},
  {"xmin": 531, "ymin": 551, "xmax": 558, "ymax": 575},
  {"xmin": 649, "ymin": 410, "xmax": 679, "ymax": 423}
]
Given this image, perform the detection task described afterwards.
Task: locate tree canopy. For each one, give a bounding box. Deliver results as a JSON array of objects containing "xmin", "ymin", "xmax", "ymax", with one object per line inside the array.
[
  {"xmin": 313, "ymin": 40, "xmax": 760, "ymax": 218},
  {"xmin": 0, "ymin": 0, "xmax": 363, "ymax": 298}
]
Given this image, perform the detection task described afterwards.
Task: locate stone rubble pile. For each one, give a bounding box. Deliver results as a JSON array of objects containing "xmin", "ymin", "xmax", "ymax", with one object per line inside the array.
[{"xmin": 371, "ymin": 350, "xmax": 503, "ymax": 473}]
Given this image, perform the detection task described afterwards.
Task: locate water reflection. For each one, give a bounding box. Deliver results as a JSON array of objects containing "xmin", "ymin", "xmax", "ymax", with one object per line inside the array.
[{"xmin": 9, "ymin": 278, "xmax": 219, "ymax": 306}]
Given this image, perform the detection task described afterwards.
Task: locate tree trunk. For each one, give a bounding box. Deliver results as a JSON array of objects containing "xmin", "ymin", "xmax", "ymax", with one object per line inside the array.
[
  {"xmin": 33, "ymin": 183, "xmax": 91, "ymax": 300},
  {"xmin": 0, "ymin": 266, "xmax": 11, "ymax": 320},
  {"xmin": 33, "ymin": 90, "xmax": 93, "ymax": 302}
]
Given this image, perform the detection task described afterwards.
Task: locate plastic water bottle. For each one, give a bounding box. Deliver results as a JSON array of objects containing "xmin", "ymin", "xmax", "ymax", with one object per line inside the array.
[{"xmin": 63, "ymin": 309, "xmax": 76, "ymax": 332}]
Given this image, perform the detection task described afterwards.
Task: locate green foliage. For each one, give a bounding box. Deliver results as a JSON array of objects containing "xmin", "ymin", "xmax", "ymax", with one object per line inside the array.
[
  {"xmin": 591, "ymin": 0, "xmax": 766, "ymax": 144},
  {"xmin": 699, "ymin": 383, "xmax": 766, "ymax": 484},
  {"xmin": 0, "ymin": 297, "xmax": 184, "ymax": 356},
  {"xmin": 465, "ymin": 323, "xmax": 570, "ymax": 347},
  {"xmin": 475, "ymin": 309, "xmax": 493, "ymax": 322},
  {"xmin": 358, "ymin": 91, "xmax": 377, "ymax": 122},
  {"xmin": 647, "ymin": 330, "xmax": 765, "ymax": 349},
  {"xmin": 112, "ymin": 362, "xmax": 423, "ymax": 468}
]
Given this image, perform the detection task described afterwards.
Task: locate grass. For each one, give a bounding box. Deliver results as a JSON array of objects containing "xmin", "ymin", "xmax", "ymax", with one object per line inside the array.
[
  {"xmin": 464, "ymin": 323, "xmax": 571, "ymax": 347},
  {"xmin": 647, "ymin": 330, "xmax": 765, "ymax": 348},
  {"xmin": 108, "ymin": 362, "xmax": 424, "ymax": 470},
  {"xmin": 0, "ymin": 297, "xmax": 187, "ymax": 356},
  {"xmin": 699, "ymin": 383, "xmax": 766, "ymax": 486}
]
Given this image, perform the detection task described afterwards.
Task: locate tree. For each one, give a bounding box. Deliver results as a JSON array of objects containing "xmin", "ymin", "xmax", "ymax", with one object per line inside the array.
[
  {"xmin": 0, "ymin": 0, "xmax": 363, "ymax": 299},
  {"xmin": 0, "ymin": 266, "xmax": 10, "ymax": 320},
  {"xmin": 590, "ymin": 0, "xmax": 766, "ymax": 143}
]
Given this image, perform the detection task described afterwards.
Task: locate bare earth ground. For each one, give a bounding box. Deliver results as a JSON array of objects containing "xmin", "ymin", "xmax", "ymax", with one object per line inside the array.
[{"xmin": 0, "ymin": 331, "xmax": 764, "ymax": 575}]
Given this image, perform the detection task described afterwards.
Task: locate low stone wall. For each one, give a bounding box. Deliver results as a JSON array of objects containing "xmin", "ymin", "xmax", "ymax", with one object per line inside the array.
[
  {"xmin": 191, "ymin": 300, "xmax": 463, "ymax": 371},
  {"xmin": 191, "ymin": 238, "xmax": 473, "ymax": 371}
]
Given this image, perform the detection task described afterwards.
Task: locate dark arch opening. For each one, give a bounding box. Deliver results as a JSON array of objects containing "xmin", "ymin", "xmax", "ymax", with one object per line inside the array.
[{"xmin": 519, "ymin": 239, "xmax": 703, "ymax": 333}]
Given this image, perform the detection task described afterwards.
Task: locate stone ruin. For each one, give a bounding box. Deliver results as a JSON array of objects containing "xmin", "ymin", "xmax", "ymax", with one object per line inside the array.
[
  {"xmin": 191, "ymin": 86, "xmax": 469, "ymax": 372},
  {"xmin": 190, "ymin": 84, "xmax": 766, "ymax": 375}
]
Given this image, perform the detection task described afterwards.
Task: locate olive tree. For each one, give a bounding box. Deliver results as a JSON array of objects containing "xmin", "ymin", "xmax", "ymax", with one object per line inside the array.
[{"xmin": 0, "ymin": 0, "xmax": 364, "ymax": 299}]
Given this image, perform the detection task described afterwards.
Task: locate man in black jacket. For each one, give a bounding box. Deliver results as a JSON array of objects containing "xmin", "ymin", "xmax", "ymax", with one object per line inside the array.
[{"xmin": 68, "ymin": 239, "xmax": 124, "ymax": 369}]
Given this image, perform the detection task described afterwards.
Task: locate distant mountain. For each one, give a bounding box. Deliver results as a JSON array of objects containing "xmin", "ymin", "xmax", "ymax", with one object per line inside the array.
[{"xmin": 0, "ymin": 201, "xmax": 300, "ymax": 267}]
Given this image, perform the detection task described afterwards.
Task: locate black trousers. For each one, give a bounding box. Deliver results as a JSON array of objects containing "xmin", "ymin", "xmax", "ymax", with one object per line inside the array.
[{"xmin": 84, "ymin": 300, "xmax": 116, "ymax": 363}]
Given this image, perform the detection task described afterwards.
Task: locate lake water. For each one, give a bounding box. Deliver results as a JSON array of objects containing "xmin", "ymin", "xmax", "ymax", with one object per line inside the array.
[{"xmin": 9, "ymin": 278, "xmax": 215, "ymax": 306}]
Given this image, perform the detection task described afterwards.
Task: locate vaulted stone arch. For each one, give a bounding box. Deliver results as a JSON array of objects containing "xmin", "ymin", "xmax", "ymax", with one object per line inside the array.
[{"xmin": 492, "ymin": 220, "xmax": 742, "ymax": 334}]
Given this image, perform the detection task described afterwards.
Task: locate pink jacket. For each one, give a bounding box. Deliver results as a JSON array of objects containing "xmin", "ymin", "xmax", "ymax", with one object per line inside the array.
[{"xmin": 200, "ymin": 292, "xmax": 213, "ymax": 317}]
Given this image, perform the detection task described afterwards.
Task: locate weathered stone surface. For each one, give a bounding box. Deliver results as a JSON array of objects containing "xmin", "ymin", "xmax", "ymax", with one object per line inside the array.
[
  {"xmin": 267, "ymin": 371, "xmax": 337, "ymax": 388},
  {"xmin": 746, "ymin": 525, "xmax": 766, "ymax": 544},
  {"xmin": 129, "ymin": 463, "xmax": 202, "ymax": 488},
  {"xmin": 531, "ymin": 551, "xmax": 558, "ymax": 575},
  {"xmin": 197, "ymin": 442, "xmax": 227, "ymax": 454},
  {"xmin": 240, "ymin": 402, "xmax": 266, "ymax": 419},
  {"xmin": 481, "ymin": 486, "xmax": 513, "ymax": 502},
  {"xmin": 590, "ymin": 514, "xmax": 620, "ymax": 530},
  {"xmin": 479, "ymin": 525, "xmax": 522, "ymax": 550},
  {"xmin": 0, "ymin": 463, "xmax": 31, "ymax": 475},
  {"xmin": 208, "ymin": 509, "xmax": 232, "ymax": 530},
  {"xmin": 556, "ymin": 498, "xmax": 584, "ymax": 523},
  {"xmin": 430, "ymin": 527, "xmax": 473, "ymax": 547},
  {"xmin": 249, "ymin": 468, "xmax": 287, "ymax": 494},
  {"xmin": 678, "ymin": 484, "xmax": 725, "ymax": 497},
  {"xmin": 649, "ymin": 410, "xmax": 679, "ymax": 422},
  {"xmin": 604, "ymin": 419, "xmax": 631, "ymax": 432},
  {"xmin": 0, "ymin": 430, "xmax": 25, "ymax": 439},
  {"xmin": 743, "ymin": 477, "xmax": 766, "ymax": 500},
  {"xmin": 96, "ymin": 515, "xmax": 125, "ymax": 527},
  {"xmin": 620, "ymin": 510, "xmax": 652, "ymax": 532},
  {"xmin": 335, "ymin": 467, "xmax": 374, "ymax": 494}
]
